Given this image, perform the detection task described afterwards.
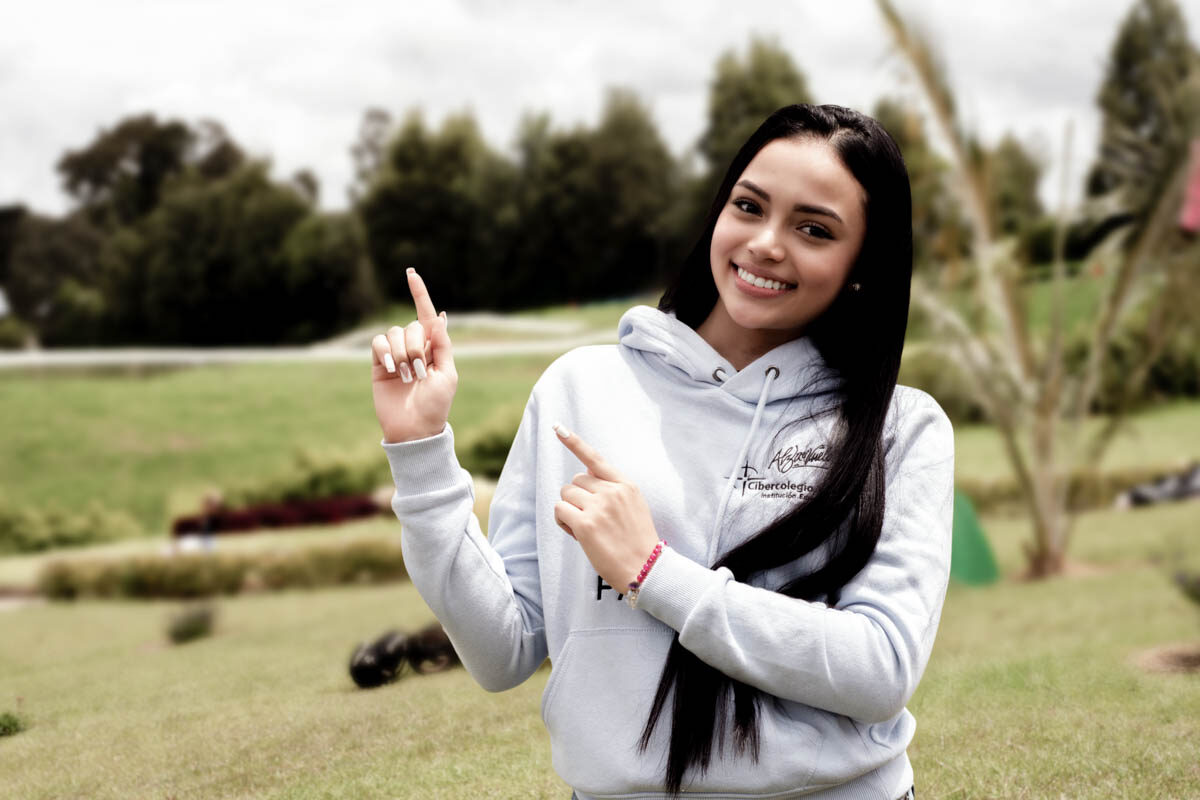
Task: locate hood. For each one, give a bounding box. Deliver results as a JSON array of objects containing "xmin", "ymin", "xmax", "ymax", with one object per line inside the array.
[{"xmin": 617, "ymin": 305, "xmax": 841, "ymax": 405}]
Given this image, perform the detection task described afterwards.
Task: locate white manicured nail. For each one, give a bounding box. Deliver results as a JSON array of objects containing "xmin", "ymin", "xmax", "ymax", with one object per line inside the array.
[
  {"xmin": 383, "ymin": 352, "xmax": 396, "ymax": 374},
  {"xmin": 399, "ymin": 362, "xmax": 413, "ymax": 383},
  {"xmin": 553, "ymin": 422, "xmax": 571, "ymax": 439},
  {"xmin": 413, "ymin": 358, "xmax": 426, "ymax": 380}
]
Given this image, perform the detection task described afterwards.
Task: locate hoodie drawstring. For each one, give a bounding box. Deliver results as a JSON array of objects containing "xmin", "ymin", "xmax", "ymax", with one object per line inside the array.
[{"xmin": 705, "ymin": 365, "xmax": 779, "ymax": 566}]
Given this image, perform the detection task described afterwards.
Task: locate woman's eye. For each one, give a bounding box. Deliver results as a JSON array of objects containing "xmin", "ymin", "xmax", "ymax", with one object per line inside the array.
[
  {"xmin": 798, "ymin": 224, "xmax": 832, "ymax": 240},
  {"xmin": 732, "ymin": 198, "xmax": 760, "ymax": 215}
]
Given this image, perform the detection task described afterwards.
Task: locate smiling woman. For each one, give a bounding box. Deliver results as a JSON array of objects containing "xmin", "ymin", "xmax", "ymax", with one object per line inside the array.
[
  {"xmin": 700, "ymin": 136, "xmax": 868, "ymax": 369},
  {"xmin": 373, "ymin": 104, "xmax": 951, "ymax": 800}
]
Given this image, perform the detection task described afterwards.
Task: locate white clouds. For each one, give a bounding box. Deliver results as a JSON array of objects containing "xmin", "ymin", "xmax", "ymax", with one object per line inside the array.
[{"xmin": 2, "ymin": 0, "xmax": 1196, "ymax": 215}]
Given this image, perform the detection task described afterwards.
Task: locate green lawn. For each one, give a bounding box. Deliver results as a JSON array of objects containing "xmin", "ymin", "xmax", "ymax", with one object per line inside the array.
[
  {"xmin": 0, "ymin": 354, "xmax": 555, "ymax": 535},
  {"xmin": 2, "ymin": 285, "xmax": 1199, "ymax": 796},
  {"xmin": 1, "ymin": 497, "xmax": 1197, "ymax": 798}
]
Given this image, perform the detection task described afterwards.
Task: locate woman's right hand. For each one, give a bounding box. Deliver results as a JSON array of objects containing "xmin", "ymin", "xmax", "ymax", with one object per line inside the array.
[{"xmin": 371, "ymin": 268, "xmax": 458, "ymax": 443}]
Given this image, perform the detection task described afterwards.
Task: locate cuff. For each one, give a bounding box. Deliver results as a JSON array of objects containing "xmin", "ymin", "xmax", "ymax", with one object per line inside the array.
[
  {"xmin": 380, "ymin": 422, "xmax": 463, "ymax": 494},
  {"xmin": 633, "ymin": 546, "xmax": 729, "ymax": 632}
]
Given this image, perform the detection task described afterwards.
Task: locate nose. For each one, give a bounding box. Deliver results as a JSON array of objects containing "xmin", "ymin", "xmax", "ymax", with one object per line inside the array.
[{"xmin": 747, "ymin": 225, "xmax": 784, "ymax": 262}]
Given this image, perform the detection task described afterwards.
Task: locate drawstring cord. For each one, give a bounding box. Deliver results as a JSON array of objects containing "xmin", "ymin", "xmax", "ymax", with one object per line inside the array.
[{"xmin": 705, "ymin": 365, "xmax": 779, "ymax": 566}]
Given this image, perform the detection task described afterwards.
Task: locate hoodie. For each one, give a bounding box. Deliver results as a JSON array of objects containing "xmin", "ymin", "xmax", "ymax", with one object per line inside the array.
[{"xmin": 383, "ymin": 305, "xmax": 954, "ymax": 799}]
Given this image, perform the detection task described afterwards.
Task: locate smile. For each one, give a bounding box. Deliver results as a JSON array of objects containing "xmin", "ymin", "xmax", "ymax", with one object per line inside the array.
[{"xmin": 732, "ymin": 263, "xmax": 797, "ymax": 294}]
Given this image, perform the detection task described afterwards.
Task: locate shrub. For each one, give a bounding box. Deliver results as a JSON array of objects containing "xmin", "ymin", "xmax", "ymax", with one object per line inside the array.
[
  {"xmin": 457, "ymin": 402, "xmax": 525, "ymax": 479},
  {"xmin": 167, "ymin": 603, "xmax": 216, "ymax": 644},
  {"xmin": 0, "ymin": 315, "xmax": 32, "ymax": 349},
  {"xmin": 223, "ymin": 450, "xmax": 391, "ymax": 508},
  {"xmin": 958, "ymin": 462, "xmax": 1188, "ymax": 514},
  {"xmin": 37, "ymin": 538, "xmax": 408, "ymax": 600},
  {"xmin": 0, "ymin": 711, "xmax": 25, "ymax": 736},
  {"xmin": 0, "ymin": 499, "xmax": 141, "ymax": 555},
  {"xmin": 172, "ymin": 494, "xmax": 381, "ymax": 536},
  {"xmin": 1063, "ymin": 312, "xmax": 1200, "ymax": 413},
  {"xmin": 898, "ymin": 346, "xmax": 988, "ymax": 425}
]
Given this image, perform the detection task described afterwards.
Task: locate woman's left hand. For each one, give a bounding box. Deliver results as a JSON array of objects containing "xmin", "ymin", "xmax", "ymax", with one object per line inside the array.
[{"xmin": 552, "ymin": 423, "xmax": 661, "ymax": 591}]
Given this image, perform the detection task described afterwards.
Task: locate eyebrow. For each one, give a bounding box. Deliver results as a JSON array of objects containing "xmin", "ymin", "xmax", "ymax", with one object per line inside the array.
[{"xmin": 736, "ymin": 179, "xmax": 845, "ymax": 224}]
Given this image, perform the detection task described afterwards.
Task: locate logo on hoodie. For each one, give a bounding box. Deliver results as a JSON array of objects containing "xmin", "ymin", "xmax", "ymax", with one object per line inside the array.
[{"xmin": 732, "ymin": 440, "xmax": 829, "ymax": 500}]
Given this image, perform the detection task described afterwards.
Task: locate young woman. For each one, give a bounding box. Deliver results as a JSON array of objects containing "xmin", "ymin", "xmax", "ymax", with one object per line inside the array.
[{"xmin": 370, "ymin": 104, "xmax": 953, "ymax": 799}]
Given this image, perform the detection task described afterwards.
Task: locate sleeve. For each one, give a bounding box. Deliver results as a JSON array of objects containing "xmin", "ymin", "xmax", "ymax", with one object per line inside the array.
[
  {"xmin": 382, "ymin": 392, "xmax": 548, "ymax": 692},
  {"xmin": 633, "ymin": 393, "xmax": 954, "ymax": 723}
]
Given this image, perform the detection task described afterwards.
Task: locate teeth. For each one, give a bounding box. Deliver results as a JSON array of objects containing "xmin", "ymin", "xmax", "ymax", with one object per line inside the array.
[{"xmin": 737, "ymin": 266, "xmax": 793, "ymax": 291}]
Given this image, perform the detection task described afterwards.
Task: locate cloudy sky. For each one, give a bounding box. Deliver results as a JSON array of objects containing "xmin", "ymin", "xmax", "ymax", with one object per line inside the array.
[{"xmin": 3, "ymin": 0, "xmax": 1198, "ymax": 217}]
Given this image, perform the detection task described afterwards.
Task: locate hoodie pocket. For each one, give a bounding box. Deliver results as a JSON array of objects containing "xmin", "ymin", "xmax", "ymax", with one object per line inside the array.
[
  {"xmin": 541, "ymin": 628, "xmax": 830, "ymax": 795},
  {"xmin": 540, "ymin": 628, "xmax": 673, "ymax": 794}
]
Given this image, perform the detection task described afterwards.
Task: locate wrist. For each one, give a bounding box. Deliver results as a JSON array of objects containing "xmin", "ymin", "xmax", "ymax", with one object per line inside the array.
[
  {"xmin": 625, "ymin": 540, "xmax": 666, "ymax": 610},
  {"xmin": 382, "ymin": 423, "xmax": 445, "ymax": 444}
]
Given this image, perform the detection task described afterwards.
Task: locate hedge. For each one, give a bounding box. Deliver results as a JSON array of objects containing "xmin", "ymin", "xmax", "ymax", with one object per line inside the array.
[
  {"xmin": 37, "ymin": 537, "xmax": 408, "ymax": 600},
  {"xmin": 0, "ymin": 500, "xmax": 142, "ymax": 555},
  {"xmin": 957, "ymin": 462, "xmax": 1188, "ymax": 515}
]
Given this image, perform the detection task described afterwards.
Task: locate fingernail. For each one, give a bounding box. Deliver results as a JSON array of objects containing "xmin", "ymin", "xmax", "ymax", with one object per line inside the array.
[
  {"xmin": 413, "ymin": 358, "xmax": 426, "ymax": 380},
  {"xmin": 553, "ymin": 422, "xmax": 571, "ymax": 439},
  {"xmin": 399, "ymin": 362, "xmax": 413, "ymax": 383},
  {"xmin": 383, "ymin": 352, "xmax": 396, "ymax": 374},
  {"xmin": 406, "ymin": 267, "xmax": 415, "ymax": 276},
  {"xmin": 440, "ymin": 311, "xmax": 448, "ymax": 328}
]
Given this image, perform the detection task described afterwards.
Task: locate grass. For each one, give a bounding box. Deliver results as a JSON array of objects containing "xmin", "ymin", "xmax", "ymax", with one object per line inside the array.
[
  {"xmin": 953, "ymin": 399, "xmax": 1200, "ymax": 483},
  {"xmin": 0, "ymin": 354, "xmax": 554, "ymax": 535},
  {"xmin": 0, "ymin": 583, "xmax": 565, "ymax": 799},
  {"xmin": 2, "ymin": 286, "xmax": 1199, "ymax": 796},
  {"xmin": 1, "ymin": 497, "xmax": 1197, "ymax": 798}
]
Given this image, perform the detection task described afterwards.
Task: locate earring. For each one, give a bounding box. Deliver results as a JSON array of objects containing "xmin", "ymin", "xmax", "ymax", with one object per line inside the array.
[{"xmin": 848, "ymin": 282, "xmax": 862, "ymax": 293}]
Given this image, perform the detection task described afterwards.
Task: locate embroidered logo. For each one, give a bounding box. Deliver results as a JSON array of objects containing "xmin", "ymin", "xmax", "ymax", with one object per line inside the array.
[{"xmin": 727, "ymin": 440, "xmax": 828, "ymax": 500}]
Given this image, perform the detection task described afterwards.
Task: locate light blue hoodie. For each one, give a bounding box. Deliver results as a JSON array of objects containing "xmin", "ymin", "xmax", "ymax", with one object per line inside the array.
[{"xmin": 383, "ymin": 305, "xmax": 954, "ymax": 799}]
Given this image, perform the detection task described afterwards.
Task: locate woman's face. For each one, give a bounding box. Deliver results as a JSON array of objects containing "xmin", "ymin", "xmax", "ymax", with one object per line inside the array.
[{"xmin": 708, "ymin": 136, "xmax": 868, "ymax": 340}]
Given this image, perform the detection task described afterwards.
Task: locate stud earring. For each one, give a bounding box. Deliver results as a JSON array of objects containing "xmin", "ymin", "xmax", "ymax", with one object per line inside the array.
[{"xmin": 848, "ymin": 282, "xmax": 862, "ymax": 293}]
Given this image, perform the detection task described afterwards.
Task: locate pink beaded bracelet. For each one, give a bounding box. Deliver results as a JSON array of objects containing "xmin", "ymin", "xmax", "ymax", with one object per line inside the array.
[{"xmin": 626, "ymin": 540, "xmax": 666, "ymax": 609}]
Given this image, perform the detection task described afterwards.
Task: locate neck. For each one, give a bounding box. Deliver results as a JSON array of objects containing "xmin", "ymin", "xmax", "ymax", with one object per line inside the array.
[{"xmin": 695, "ymin": 300, "xmax": 802, "ymax": 372}]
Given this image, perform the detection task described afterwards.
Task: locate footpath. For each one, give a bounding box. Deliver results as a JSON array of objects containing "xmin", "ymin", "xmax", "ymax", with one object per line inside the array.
[{"xmin": 0, "ymin": 312, "xmax": 618, "ymax": 370}]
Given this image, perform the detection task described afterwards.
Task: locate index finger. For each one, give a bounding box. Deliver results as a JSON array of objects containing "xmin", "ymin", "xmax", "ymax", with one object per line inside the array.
[
  {"xmin": 406, "ymin": 267, "xmax": 438, "ymax": 322},
  {"xmin": 552, "ymin": 423, "xmax": 622, "ymax": 482}
]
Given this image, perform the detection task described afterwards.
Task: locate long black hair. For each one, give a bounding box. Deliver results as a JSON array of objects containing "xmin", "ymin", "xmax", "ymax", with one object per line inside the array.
[{"xmin": 648, "ymin": 104, "xmax": 914, "ymax": 793}]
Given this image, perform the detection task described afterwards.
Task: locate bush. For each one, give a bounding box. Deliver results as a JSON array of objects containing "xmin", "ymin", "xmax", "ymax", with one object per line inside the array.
[
  {"xmin": 457, "ymin": 402, "xmax": 525, "ymax": 479},
  {"xmin": 1064, "ymin": 312, "xmax": 1200, "ymax": 413},
  {"xmin": 172, "ymin": 494, "xmax": 381, "ymax": 536},
  {"xmin": 0, "ymin": 315, "xmax": 32, "ymax": 349},
  {"xmin": 37, "ymin": 538, "xmax": 408, "ymax": 600},
  {"xmin": 0, "ymin": 499, "xmax": 141, "ymax": 555},
  {"xmin": 898, "ymin": 346, "xmax": 988, "ymax": 425},
  {"xmin": 223, "ymin": 450, "xmax": 391, "ymax": 508},
  {"xmin": 958, "ymin": 462, "xmax": 1187, "ymax": 514},
  {"xmin": 0, "ymin": 711, "xmax": 25, "ymax": 736},
  {"xmin": 167, "ymin": 603, "xmax": 216, "ymax": 644}
]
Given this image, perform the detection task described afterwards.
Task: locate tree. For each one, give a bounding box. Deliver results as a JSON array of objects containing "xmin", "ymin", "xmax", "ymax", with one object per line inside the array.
[
  {"xmin": 103, "ymin": 162, "xmax": 371, "ymax": 344},
  {"xmin": 505, "ymin": 90, "xmax": 678, "ymax": 308},
  {"xmin": 699, "ymin": 38, "xmax": 814, "ymax": 178},
  {"xmin": 280, "ymin": 212, "xmax": 377, "ymax": 341},
  {"xmin": 4, "ymin": 212, "xmax": 107, "ymax": 345},
  {"xmin": 57, "ymin": 115, "xmax": 245, "ymax": 230},
  {"xmin": 987, "ymin": 134, "xmax": 1045, "ymax": 240},
  {"xmin": 871, "ymin": 98, "xmax": 971, "ymax": 278},
  {"xmin": 348, "ymin": 108, "xmax": 393, "ymax": 205},
  {"xmin": 1086, "ymin": 0, "xmax": 1197, "ymax": 209},
  {"xmin": 878, "ymin": 0, "xmax": 1200, "ymax": 576},
  {"xmin": 357, "ymin": 110, "xmax": 517, "ymax": 310}
]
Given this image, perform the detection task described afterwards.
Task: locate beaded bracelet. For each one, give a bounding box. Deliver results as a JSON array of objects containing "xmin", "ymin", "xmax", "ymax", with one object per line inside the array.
[{"xmin": 626, "ymin": 540, "xmax": 666, "ymax": 610}]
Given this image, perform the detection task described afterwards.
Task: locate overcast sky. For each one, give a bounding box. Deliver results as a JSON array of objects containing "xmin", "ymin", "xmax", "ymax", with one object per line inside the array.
[{"xmin": 3, "ymin": 0, "xmax": 1198, "ymax": 217}]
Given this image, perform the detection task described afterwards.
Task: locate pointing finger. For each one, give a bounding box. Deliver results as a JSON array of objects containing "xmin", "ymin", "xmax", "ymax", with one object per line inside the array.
[
  {"xmin": 552, "ymin": 423, "xmax": 622, "ymax": 482},
  {"xmin": 406, "ymin": 268, "xmax": 438, "ymax": 324}
]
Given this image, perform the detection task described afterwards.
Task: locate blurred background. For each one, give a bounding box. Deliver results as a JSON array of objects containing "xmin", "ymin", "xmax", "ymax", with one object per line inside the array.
[{"xmin": 1, "ymin": 1, "xmax": 1199, "ymax": 797}]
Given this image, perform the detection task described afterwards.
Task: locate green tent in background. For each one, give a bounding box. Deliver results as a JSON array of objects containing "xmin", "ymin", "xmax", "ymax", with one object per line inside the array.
[{"xmin": 950, "ymin": 490, "xmax": 999, "ymax": 585}]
